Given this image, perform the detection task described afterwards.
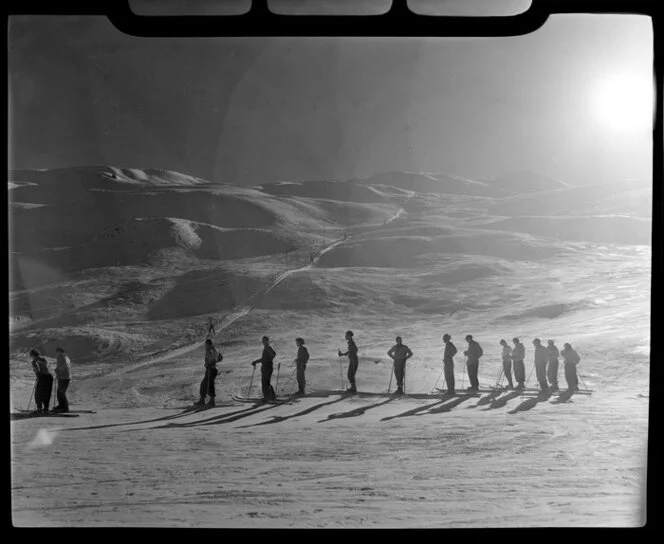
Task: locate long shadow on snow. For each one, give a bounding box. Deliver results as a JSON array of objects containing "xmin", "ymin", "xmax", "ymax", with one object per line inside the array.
[
  {"xmin": 425, "ymin": 394, "xmax": 476, "ymax": 414},
  {"xmin": 466, "ymin": 389, "xmax": 503, "ymax": 408},
  {"xmin": 481, "ymin": 390, "xmax": 523, "ymax": 411},
  {"xmin": 380, "ymin": 399, "xmax": 446, "ymax": 421},
  {"xmin": 237, "ymin": 396, "xmax": 348, "ymax": 428},
  {"xmin": 62, "ymin": 404, "xmax": 258, "ymax": 432},
  {"xmin": 508, "ymin": 391, "xmax": 553, "ymax": 414},
  {"xmin": 381, "ymin": 393, "xmax": 481, "ymax": 421},
  {"xmin": 157, "ymin": 402, "xmax": 288, "ymax": 428},
  {"xmin": 318, "ymin": 397, "xmax": 396, "ymax": 422}
]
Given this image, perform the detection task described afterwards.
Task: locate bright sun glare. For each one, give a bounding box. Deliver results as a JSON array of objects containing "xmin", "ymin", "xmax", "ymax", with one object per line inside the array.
[{"xmin": 592, "ymin": 71, "xmax": 655, "ymax": 133}]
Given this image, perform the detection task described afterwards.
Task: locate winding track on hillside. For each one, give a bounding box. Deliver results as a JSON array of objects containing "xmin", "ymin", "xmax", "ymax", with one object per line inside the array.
[{"xmin": 112, "ymin": 191, "xmax": 415, "ymax": 375}]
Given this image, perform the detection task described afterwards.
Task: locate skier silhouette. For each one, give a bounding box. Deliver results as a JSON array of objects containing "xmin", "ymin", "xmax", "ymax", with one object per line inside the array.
[{"xmin": 207, "ymin": 317, "xmax": 216, "ymax": 338}]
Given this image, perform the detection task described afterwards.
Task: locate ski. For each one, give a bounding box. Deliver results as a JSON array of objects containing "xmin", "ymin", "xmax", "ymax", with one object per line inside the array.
[
  {"xmin": 11, "ymin": 412, "xmax": 80, "ymax": 420},
  {"xmin": 519, "ymin": 390, "xmax": 593, "ymax": 396},
  {"xmin": 434, "ymin": 387, "xmax": 492, "ymax": 394},
  {"xmin": 172, "ymin": 402, "xmax": 236, "ymax": 411},
  {"xmin": 15, "ymin": 408, "xmax": 97, "ymax": 414},
  {"xmin": 231, "ymin": 393, "xmax": 293, "ymax": 404}
]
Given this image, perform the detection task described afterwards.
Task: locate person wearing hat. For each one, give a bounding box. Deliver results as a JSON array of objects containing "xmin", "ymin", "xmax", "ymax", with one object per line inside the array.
[
  {"xmin": 338, "ymin": 330, "xmax": 359, "ymax": 393},
  {"xmin": 463, "ymin": 334, "xmax": 483, "ymax": 391},
  {"xmin": 294, "ymin": 337, "xmax": 310, "ymax": 395},
  {"xmin": 442, "ymin": 334, "xmax": 457, "ymax": 395},
  {"xmin": 252, "ymin": 336, "xmax": 277, "ymax": 402},
  {"xmin": 561, "ymin": 342, "xmax": 581, "ymax": 391},
  {"xmin": 387, "ymin": 336, "xmax": 413, "ymax": 396},
  {"xmin": 511, "ymin": 337, "xmax": 526, "ymax": 390},
  {"xmin": 195, "ymin": 338, "xmax": 222, "ymax": 407},
  {"xmin": 532, "ymin": 338, "xmax": 549, "ymax": 393},
  {"xmin": 29, "ymin": 348, "xmax": 54, "ymax": 414},
  {"xmin": 499, "ymin": 339, "xmax": 514, "ymax": 389},
  {"xmin": 546, "ymin": 339, "xmax": 560, "ymax": 392}
]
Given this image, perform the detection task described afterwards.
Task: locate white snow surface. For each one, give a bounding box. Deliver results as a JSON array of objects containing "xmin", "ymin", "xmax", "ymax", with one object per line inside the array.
[{"xmin": 9, "ymin": 167, "xmax": 649, "ymax": 527}]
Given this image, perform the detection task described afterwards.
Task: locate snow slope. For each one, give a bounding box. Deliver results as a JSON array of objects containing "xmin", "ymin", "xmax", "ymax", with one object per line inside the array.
[{"xmin": 9, "ymin": 167, "xmax": 650, "ymax": 527}]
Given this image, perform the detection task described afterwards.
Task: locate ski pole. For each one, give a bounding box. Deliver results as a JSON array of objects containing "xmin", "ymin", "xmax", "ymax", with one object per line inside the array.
[
  {"xmin": 387, "ymin": 361, "xmax": 395, "ymax": 394},
  {"xmin": 461, "ymin": 357, "xmax": 466, "ymax": 389},
  {"xmin": 53, "ymin": 377, "xmax": 57, "ymax": 411},
  {"xmin": 26, "ymin": 378, "xmax": 37, "ymax": 411},
  {"xmin": 495, "ymin": 366, "xmax": 504, "ymax": 388},
  {"xmin": 525, "ymin": 363, "xmax": 535, "ymax": 388},
  {"xmin": 339, "ymin": 353, "xmax": 344, "ymax": 392},
  {"xmin": 432, "ymin": 367, "xmax": 444, "ymax": 391},
  {"xmin": 248, "ymin": 364, "xmax": 256, "ymax": 397},
  {"xmin": 282, "ymin": 364, "xmax": 296, "ymax": 396},
  {"xmin": 578, "ymin": 371, "xmax": 589, "ymax": 391},
  {"xmin": 403, "ymin": 365, "xmax": 406, "ymax": 395},
  {"xmin": 288, "ymin": 363, "xmax": 297, "ymax": 395},
  {"xmin": 275, "ymin": 362, "xmax": 281, "ymax": 394}
]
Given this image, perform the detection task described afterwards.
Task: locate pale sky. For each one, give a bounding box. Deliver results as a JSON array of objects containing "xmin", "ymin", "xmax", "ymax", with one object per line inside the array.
[{"xmin": 8, "ymin": 13, "xmax": 653, "ymax": 186}]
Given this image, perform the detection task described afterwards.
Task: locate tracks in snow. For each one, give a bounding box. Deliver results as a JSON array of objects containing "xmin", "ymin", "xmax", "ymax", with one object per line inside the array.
[
  {"xmin": 113, "ymin": 193, "xmax": 414, "ymax": 375},
  {"xmin": 112, "ymin": 237, "xmax": 347, "ymax": 375}
]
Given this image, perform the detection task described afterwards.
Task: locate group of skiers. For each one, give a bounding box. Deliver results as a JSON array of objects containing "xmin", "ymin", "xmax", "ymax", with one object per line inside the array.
[
  {"xmin": 194, "ymin": 331, "xmax": 583, "ymax": 405},
  {"xmin": 194, "ymin": 335, "xmax": 310, "ymax": 406},
  {"xmin": 27, "ymin": 347, "xmax": 72, "ymax": 414}
]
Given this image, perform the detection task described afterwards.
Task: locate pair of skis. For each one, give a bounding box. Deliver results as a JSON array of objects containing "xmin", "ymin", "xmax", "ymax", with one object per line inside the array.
[
  {"xmin": 488, "ymin": 385, "xmax": 594, "ymax": 395},
  {"xmin": 231, "ymin": 393, "xmax": 294, "ymax": 404},
  {"xmin": 10, "ymin": 408, "xmax": 96, "ymax": 419}
]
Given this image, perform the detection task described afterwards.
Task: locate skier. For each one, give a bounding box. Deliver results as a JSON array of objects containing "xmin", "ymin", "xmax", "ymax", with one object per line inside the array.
[
  {"xmin": 561, "ymin": 342, "xmax": 581, "ymax": 391},
  {"xmin": 252, "ymin": 336, "xmax": 277, "ymax": 401},
  {"xmin": 294, "ymin": 337, "xmax": 310, "ymax": 395},
  {"xmin": 532, "ymin": 338, "xmax": 549, "ymax": 393},
  {"xmin": 463, "ymin": 335, "xmax": 483, "ymax": 391},
  {"xmin": 29, "ymin": 349, "xmax": 54, "ymax": 415},
  {"xmin": 499, "ymin": 339, "xmax": 514, "ymax": 389},
  {"xmin": 195, "ymin": 339, "xmax": 222, "ymax": 407},
  {"xmin": 310, "ymin": 253, "xmax": 314, "ymax": 264},
  {"xmin": 387, "ymin": 336, "xmax": 413, "ymax": 395},
  {"xmin": 207, "ymin": 317, "xmax": 216, "ymax": 338},
  {"xmin": 338, "ymin": 330, "xmax": 359, "ymax": 393},
  {"xmin": 442, "ymin": 333, "xmax": 457, "ymax": 395},
  {"xmin": 53, "ymin": 347, "xmax": 72, "ymax": 413},
  {"xmin": 511, "ymin": 337, "xmax": 526, "ymax": 390},
  {"xmin": 546, "ymin": 339, "xmax": 560, "ymax": 392}
]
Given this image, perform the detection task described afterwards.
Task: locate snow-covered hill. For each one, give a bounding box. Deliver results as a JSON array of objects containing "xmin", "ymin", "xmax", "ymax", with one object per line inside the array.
[{"xmin": 9, "ymin": 166, "xmax": 650, "ymax": 527}]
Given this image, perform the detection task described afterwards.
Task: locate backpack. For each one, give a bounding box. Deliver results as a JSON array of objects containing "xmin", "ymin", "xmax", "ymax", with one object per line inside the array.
[{"xmin": 476, "ymin": 343, "xmax": 484, "ymax": 358}]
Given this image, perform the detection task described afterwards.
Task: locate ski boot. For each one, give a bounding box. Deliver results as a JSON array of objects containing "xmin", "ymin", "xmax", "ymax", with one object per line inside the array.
[{"xmin": 206, "ymin": 398, "xmax": 215, "ymax": 408}]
